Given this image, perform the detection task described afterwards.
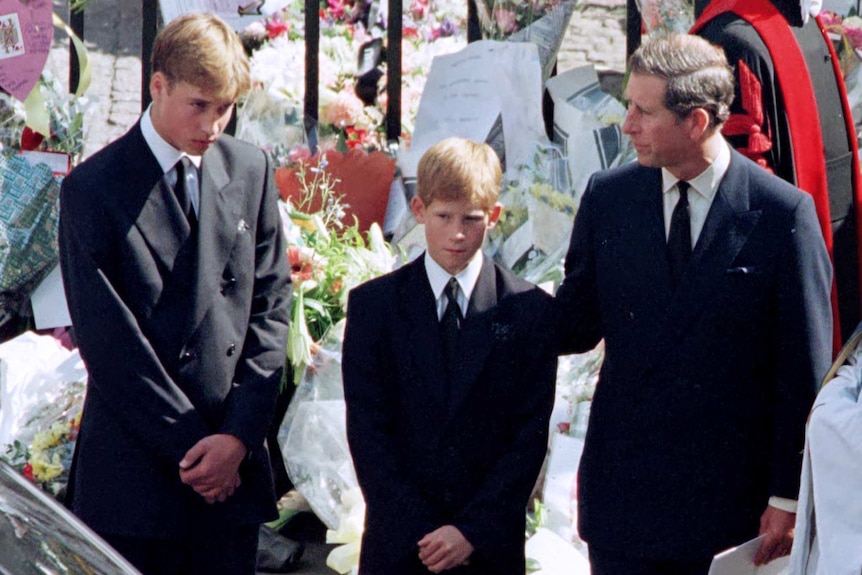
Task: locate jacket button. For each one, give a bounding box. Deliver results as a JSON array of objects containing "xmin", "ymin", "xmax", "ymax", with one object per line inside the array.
[{"xmin": 227, "ymin": 343, "xmax": 236, "ymax": 356}]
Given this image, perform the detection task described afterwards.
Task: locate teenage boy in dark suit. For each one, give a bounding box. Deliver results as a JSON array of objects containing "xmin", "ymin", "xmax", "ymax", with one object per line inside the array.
[{"xmin": 58, "ymin": 12, "xmax": 291, "ymax": 575}]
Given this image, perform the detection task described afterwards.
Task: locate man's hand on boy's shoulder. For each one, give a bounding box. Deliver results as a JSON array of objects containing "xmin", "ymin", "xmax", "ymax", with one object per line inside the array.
[
  {"xmin": 178, "ymin": 434, "xmax": 248, "ymax": 504},
  {"xmin": 417, "ymin": 525, "xmax": 473, "ymax": 573}
]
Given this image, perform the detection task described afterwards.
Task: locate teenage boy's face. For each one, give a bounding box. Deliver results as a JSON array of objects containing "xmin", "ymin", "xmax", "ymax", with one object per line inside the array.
[
  {"xmin": 411, "ymin": 196, "xmax": 501, "ymax": 276},
  {"xmin": 149, "ymin": 72, "xmax": 236, "ymax": 156}
]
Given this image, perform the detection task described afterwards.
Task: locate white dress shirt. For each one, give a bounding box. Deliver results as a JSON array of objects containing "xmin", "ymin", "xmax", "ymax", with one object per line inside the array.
[
  {"xmin": 661, "ymin": 140, "xmax": 731, "ymax": 248},
  {"xmin": 424, "ymin": 251, "xmax": 483, "ymax": 320},
  {"xmin": 140, "ymin": 106, "xmax": 203, "ymax": 216}
]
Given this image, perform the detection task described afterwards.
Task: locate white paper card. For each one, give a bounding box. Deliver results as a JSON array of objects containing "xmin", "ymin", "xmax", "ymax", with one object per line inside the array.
[
  {"xmin": 708, "ymin": 535, "xmax": 790, "ymax": 575},
  {"xmin": 31, "ymin": 266, "xmax": 71, "ymax": 329},
  {"xmin": 408, "ymin": 40, "xmax": 546, "ymax": 171},
  {"xmin": 159, "ymin": 0, "xmax": 291, "ymax": 29}
]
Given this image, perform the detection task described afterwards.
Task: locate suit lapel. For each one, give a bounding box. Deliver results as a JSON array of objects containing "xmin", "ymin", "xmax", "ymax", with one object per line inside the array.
[
  {"xmin": 446, "ymin": 257, "xmax": 497, "ymax": 420},
  {"xmin": 643, "ymin": 152, "xmax": 762, "ymax": 373},
  {"xmin": 125, "ymin": 126, "xmax": 192, "ymax": 274}
]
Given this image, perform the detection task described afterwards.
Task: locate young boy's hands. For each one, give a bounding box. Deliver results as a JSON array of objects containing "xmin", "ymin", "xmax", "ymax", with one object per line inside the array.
[{"xmin": 417, "ymin": 525, "xmax": 474, "ymax": 573}]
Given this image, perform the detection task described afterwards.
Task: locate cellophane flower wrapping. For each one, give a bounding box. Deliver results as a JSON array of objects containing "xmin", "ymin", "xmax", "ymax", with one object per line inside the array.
[
  {"xmin": 822, "ymin": 11, "xmax": 862, "ymax": 141},
  {"xmin": 636, "ymin": 0, "xmax": 694, "ymax": 34},
  {"xmin": 0, "ymin": 154, "xmax": 61, "ymax": 323},
  {"xmin": 0, "ymin": 332, "xmax": 86, "ymax": 498},
  {"xmin": 488, "ymin": 140, "xmax": 574, "ymax": 287},
  {"xmin": 278, "ymin": 325, "xmax": 356, "ymax": 531}
]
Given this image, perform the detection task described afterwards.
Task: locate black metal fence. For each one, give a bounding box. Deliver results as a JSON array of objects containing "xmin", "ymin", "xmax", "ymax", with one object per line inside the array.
[{"xmin": 61, "ymin": 1, "xmax": 710, "ymax": 143}]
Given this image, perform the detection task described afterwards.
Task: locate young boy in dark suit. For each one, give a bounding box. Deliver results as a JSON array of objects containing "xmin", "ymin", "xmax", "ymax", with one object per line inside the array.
[{"xmin": 342, "ymin": 137, "xmax": 556, "ymax": 574}]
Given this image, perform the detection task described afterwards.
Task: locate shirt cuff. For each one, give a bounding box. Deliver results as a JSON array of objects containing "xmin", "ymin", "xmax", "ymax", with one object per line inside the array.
[{"xmin": 768, "ymin": 496, "xmax": 797, "ymax": 513}]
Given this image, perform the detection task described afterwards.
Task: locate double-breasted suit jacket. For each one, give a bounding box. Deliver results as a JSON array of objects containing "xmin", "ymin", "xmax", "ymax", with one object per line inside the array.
[
  {"xmin": 59, "ymin": 124, "xmax": 291, "ymax": 538},
  {"xmin": 555, "ymin": 149, "xmax": 833, "ymax": 560},
  {"xmin": 342, "ymin": 255, "xmax": 556, "ymax": 575}
]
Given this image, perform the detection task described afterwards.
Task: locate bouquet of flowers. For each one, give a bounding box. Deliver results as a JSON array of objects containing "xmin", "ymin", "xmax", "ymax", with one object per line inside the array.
[
  {"xmin": 488, "ymin": 140, "xmax": 575, "ymax": 287},
  {"xmin": 821, "ymin": 11, "xmax": 862, "ymax": 141},
  {"xmin": 0, "ymin": 332, "xmax": 87, "ymax": 499},
  {"xmin": 635, "ymin": 0, "xmax": 694, "ymax": 34},
  {"xmin": 278, "ymin": 152, "xmax": 399, "ymax": 383},
  {"xmin": 0, "ymin": 70, "xmax": 88, "ymax": 163}
]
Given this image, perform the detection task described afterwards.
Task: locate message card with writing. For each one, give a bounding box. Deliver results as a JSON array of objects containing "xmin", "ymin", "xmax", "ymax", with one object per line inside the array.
[{"xmin": 0, "ymin": 0, "xmax": 53, "ymax": 102}]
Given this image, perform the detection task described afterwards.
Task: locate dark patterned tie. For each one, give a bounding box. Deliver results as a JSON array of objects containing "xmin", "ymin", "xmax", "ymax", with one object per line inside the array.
[
  {"xmin": 174, "ymin": 157, "xmax": 197, "ymax": 227},
  {"xmin": 667, "ymin": 180, "xmax": 692, "ymax": 287},
  {"xmin": 441, "ymin": 277, "xmax": 462, "ymax": 386}
]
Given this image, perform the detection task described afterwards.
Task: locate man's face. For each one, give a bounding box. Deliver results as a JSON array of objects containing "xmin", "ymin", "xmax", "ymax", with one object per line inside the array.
[
  {"xmin": 149, "ymin": 72, "xmax": 235, "ymax": 156},
  {"xmin": 622, "ymin": 72, "xmax": 694, "ymax": 174},
  {"xmin": 411, "ymin": 196, "xmax": 501, "ymax": 276}
]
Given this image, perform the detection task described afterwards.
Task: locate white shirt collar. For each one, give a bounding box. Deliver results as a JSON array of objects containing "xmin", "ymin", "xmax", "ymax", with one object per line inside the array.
[
  {"xmin": 424, "ymin": 250, "xmax": 483, "ymax": 307},
  {"xmin": 661, "ymin": 138, "xmax": 731, "ymax": 201},
  {"xmin": 140, "ymin": 105, "xmax": 202, "ymax": 173}
]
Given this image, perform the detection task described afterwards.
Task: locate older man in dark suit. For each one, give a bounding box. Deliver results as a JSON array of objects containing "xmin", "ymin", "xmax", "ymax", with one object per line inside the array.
[
  {"xmin": 556, "ymin": 33, "xmax": 832, "ymax": 575},
  {"xmin": 58, "ymin": 13, "xmax": 290, "ymax": 575}
]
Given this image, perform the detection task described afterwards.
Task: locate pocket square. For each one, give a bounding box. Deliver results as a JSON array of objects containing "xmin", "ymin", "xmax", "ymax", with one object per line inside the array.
[{"xmin": 726, "ymin": 266, "xmax": 758, "ymax": 275}]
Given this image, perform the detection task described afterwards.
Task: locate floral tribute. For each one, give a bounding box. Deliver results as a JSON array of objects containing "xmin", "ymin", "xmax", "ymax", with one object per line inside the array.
[
  {"xmin": 820, "ymin": 11, "xmax": 862, "ymax": 146},
  {"xmin": 236, "ymin": 0, "xmax": 467, "ymax": 154},
  {"xmin": 277, "ymin": 152, "xmax": 398, "ymax": 383}
]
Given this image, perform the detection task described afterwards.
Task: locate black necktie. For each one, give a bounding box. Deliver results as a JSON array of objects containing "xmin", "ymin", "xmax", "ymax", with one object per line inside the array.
[
  {"xmin": 174, "ymin": 157, "xmax": 196, "ymax": 226},
  {"xmin": 667, "ymin": 180, "xmax": 692, "ymax": 287},
  {"xmin": 441, "ymin": 277, "xmax": 462, "ymax": 381}
]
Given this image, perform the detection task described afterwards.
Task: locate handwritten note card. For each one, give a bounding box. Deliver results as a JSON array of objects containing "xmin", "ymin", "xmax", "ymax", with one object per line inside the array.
[{"xmin": 0, "ymin": 0, "xmax": 53, "ymax": 101}]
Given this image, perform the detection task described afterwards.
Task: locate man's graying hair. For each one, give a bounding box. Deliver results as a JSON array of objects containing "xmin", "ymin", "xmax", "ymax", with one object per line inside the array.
[{"xmin": 629, "ymin": 33, "xmax": 734, "ymax": 127}]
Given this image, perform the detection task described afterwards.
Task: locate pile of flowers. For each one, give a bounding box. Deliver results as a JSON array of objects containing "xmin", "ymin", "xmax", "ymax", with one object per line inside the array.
[
  {"xmin": 0, "ymin": 370, "xmax": 86, "ymax": 499},
  {"xmin": 820, "ymin": 10, "xmax": 862, "ymax": 145},
  {"xmin": 474, "ymin": 0, "xmax": 566, "ymax": 39},
  {"xmin": 822, "ymin": 10, "xmax": 862, "ymax": 76},
  {"xmin": 278, "ymin": 152, "xmax": 398, "ymax": 383},
  {"xmin": 236, "ymin": 0, "xmax": 467, "ymax": 154}
]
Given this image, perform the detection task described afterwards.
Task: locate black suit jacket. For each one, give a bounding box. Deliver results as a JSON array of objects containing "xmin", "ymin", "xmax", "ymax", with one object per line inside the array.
[
  {"xmin": 58, "ymin": 124, "xmax": 291, "ymax": 538},
  {"xmin": 556, "ymin": 149, "xmax": 833, "ymax": 560},
  {"xmin": 342, "ymin": 255, "xmax": 556, "ymax": 575}
]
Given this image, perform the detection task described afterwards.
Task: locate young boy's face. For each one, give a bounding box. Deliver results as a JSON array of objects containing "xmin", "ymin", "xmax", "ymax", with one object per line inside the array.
[
  {"xmin": 149, "ymin": 71, "xmax": 236, "ymax": 156},
  {"xmin": 411, "ymin": 195, "xmax": 501, "ymax": 276}
]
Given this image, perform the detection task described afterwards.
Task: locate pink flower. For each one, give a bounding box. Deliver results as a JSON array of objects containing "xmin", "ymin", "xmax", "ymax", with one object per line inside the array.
[
  {"xmin": 846, "ymin": 26, "xmax": 862, "ymax": 50},
  {"xmin": 411, "ymin": 0, "xmax": 430, "ymax": 20},
  {"xmin": 820, "ymin": 10, "xmax": 842, "ymax": 28},
  {"xmin": 265, "ymin": 13, "xmax": 290, "ymax": 39},
  {"xmin": 321, "ymin": 91, "xmax": 365, "ymax": 128},
  {"xmin": 327, "ymin": 0, "xmax": 348, "ymax": 21},
  {"xmin": 493, "ymin": 7, "xmax": 519, "ymax": 35}
]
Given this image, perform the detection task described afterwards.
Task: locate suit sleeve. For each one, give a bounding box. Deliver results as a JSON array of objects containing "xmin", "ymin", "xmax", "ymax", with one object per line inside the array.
[
  {"xmin": 59, "ymin": 175, "xmax": 211, "ymax": 464},
  {"xmin": 219, "ymin": 150, "xmax": 292, "ymax": 451},
  {"xmin": 342, "ymin": 285, "xmax": 442, "ymax": 558},
  {"xmin": 555, "ymin": 175, "xmax": 605, "ymax": 354},
  {"xmin": 770, "ymin": 192, "xmax": 832, "ymax": 498}
]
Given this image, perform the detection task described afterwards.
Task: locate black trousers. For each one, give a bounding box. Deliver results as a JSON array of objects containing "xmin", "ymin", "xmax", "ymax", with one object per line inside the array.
[
  {"xmin": 589, "ymin": 545, "xmax": 712, "ymax": 575},
  {"xmin": 101, "ymin": 523, "xmax": 259, "ymax": 575}
]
